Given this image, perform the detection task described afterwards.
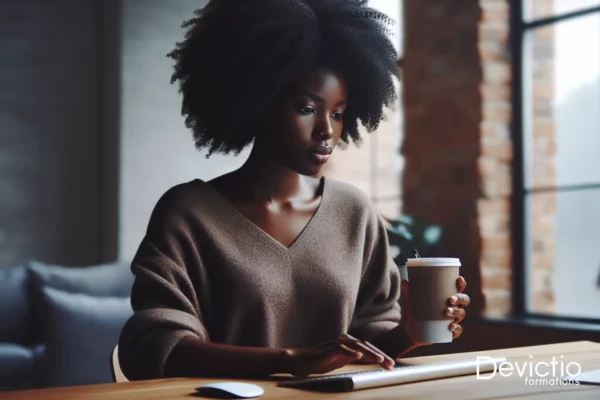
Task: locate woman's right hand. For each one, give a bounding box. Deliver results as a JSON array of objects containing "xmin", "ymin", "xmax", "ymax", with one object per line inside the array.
[{"xmin": 285, "ymin": 334, "xmax": 395, "ymax": 377}]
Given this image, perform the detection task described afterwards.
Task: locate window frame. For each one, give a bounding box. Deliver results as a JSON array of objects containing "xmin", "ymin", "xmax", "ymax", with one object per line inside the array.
[{"xmin": 510, "ymin": 1, "xmax": 600, "ymax": 323}]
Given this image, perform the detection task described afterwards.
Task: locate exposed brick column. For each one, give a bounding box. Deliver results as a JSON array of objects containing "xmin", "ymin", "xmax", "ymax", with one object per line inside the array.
[
  {"xmin": 528, "ymin": 0, "xmax": 556, "ymax": 313},
  {"xmin": 477, "ymin": 0, "xmax": 513, "ymax": 316},
  {"xmin": 402, "ymin": 0, "xmax": 513, "ymax": 316}
]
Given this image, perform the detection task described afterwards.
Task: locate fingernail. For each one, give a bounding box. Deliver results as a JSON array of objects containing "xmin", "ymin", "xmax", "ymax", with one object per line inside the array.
[
  {"xmin": 450, "ymin": 296, "xmax": 458, "ymax": 304},
  {"xmin": 446, "ymin": 307, "xmax": 454, "ymax": 316}
]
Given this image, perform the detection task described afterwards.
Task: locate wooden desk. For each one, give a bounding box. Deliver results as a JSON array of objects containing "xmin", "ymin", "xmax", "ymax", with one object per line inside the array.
[{"xmin": 3, "ymin": 341, "xmax": 600, "ymax": 399}]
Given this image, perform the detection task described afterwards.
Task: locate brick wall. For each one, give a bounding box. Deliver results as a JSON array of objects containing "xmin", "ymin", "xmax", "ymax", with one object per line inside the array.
[
  {"xmin": 402, "ymin": 0, "xmax": 557, "ymax": 316},
  {"xmin": 402, "ymin": 0, "xmax": 510, "ymax": 316}
]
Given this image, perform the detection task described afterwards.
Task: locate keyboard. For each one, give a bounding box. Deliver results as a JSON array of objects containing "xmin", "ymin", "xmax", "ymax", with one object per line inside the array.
[{"xmin": 277, "ymin": 357, "xmax": 506, "ymax": 392}]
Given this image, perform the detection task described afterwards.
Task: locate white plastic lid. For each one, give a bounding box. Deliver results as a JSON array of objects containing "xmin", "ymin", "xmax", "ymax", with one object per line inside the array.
[{"xmin": 405, "ymin": 257, "xmax": 461, "ymax": 267}]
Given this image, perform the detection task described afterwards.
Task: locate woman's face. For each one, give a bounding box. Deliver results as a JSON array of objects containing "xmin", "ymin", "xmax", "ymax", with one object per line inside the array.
[{"xmin": 264, "ymin": 68, "xmax": 348, "ymax": 176}]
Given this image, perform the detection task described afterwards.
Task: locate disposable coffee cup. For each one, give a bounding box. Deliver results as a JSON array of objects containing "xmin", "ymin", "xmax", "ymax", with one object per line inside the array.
[{"xmin": 404, "ymin": 257, "xmax": 461, "ymax": 344}]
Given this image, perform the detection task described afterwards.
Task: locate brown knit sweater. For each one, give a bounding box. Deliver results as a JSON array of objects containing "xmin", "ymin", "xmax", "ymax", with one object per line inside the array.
[{"xmin": 118, "ymin": 176, "xmax": 401, "ymax": 380}]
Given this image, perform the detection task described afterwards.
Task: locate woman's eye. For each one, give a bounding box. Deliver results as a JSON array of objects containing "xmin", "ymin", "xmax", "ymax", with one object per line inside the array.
[
  {"xmin": 299, "ymin": 106, "xmax": 315, "ymax": 115},
  {"xmin": 331, "ymin": 112, "xmax": 344, "ymax": 121}
]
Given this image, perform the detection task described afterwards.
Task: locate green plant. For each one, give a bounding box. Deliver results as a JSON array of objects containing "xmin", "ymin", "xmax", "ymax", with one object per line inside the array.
[{"xmin": 382, "ymin": 215, "xmax": 443, "ymax": 266}]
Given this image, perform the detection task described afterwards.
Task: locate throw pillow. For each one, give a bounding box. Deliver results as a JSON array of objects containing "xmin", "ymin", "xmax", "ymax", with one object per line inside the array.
[
  {"xmin": 28, "ymin": 260, "xmax": 134, "ymax": 297},
  {"xmin": 28, "ymin": 260, "xmax": 134, "ymax": 344},
  {"xmin": 0, "ymin": 265, "xmax": 33, "ymax": 344},
  {"xmin": 37, "ymin": 286, "xmax": 132, "ymax": 388}
]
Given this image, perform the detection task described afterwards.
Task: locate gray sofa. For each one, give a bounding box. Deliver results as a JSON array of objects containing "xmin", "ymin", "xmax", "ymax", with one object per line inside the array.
[{"xmin": 0, "ymin": 260, "xmax": 134, "ymax": 391}]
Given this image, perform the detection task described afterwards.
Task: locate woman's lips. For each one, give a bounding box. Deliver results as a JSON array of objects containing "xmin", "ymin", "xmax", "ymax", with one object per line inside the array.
[
  {"xmin": 307, "ymin": 145, "xmax": 333, "ymax": 164},
  {"xmin": 308, "ymin": 145, "xmax": 333, "ymax": 155},
  {"xmin": 309, "ymin": 153, "xmax": 330, "ymax": 164}
]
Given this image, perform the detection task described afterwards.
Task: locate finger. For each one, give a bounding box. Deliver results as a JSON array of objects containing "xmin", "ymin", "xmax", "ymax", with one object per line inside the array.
[
  {"xmin": 349, "ymin": 342, "xmax": 384, "ymax": 363},
  {"xmin": 295, "ymin": 347, "xmax": 360, "ymax": 377},
  {"xmin": 449, "ymin": 323, "xmax": 463, "ymax": 339},
  {"xmin": 330, "ymin": 336, "xmax": 369, "ymax": 351},
  {"xmin": 448, "ymin": 293, "xmax": 470, "ymax": 307},
  {"xmin": 316, "ymin": 335, "xmax": 362, "ymax": 348},
  {"xmin": 456, "ymin": 276, "xmax": 467, "ymax": 293},
  {"xmin": 338, "ymin": 344, "xmax": 363, "ymax": 360},
  {"xmin": 340, "ymin": 335, "xmax": 394, "ymax": 370},
  {"xmin": 363, "ymin": 341, "xmax": 395, "ymax": 370},
  {"xmin": 328, "ymin": 351, "xmax": 363, "ymax": 373},
  {"xmin": 330, "ymin": 345, "xmax": 364, "ymax": 369},
  {"xmin": 341, "ymin": 335, "xmax": 386, "ymax": 361},
  {"xmin": 346, "ymin": 342, "xmax": 395, "ymax": 371},
  {"xmin": 446, "ymin": 307, "xmax": 467, "ymax": 323},
  {"xmin": 340, "ymin": 341, "xmax": 386, "ymax": 368}
]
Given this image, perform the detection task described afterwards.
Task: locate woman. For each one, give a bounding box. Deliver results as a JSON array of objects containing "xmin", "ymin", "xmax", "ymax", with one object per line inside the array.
[{"xmin": 118, "ymin": 0, "xmax": 470, "ymax": 380}]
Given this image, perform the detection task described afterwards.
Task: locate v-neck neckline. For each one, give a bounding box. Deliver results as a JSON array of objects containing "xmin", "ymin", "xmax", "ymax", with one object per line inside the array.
[{"xmin": 197, "ymin": 176, "xmax": 333, "ymax": 255}]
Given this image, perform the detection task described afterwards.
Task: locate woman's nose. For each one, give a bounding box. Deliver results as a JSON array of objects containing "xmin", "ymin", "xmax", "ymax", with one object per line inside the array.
[{"xmin": 314, "ymin": 118, "xmax": 334, "ymax": 141}]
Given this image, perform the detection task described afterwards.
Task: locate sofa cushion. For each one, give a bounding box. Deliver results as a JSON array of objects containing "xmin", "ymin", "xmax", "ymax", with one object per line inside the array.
[
  {"xmin": 28, "ymin": 260, "xmax": 134, "ymax": 297},
  {"xmin": 37, "ymin": 286, "xmax": 133, "ymax": 388},
  {"xmin": 0, "ymin": 265, "xmax": 33, "ymax": 344},
  {"xmin": 0, "ymin": 343, "xmax": 34, "ymax": 380}
]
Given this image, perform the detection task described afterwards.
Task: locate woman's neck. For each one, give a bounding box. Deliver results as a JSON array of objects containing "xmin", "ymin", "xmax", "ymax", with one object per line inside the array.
[{"xmin": 234, "ymin": 144, "xmax": 318, "ymax": 204}]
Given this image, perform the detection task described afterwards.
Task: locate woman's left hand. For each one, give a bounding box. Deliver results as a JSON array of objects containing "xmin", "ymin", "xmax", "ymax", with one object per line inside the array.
[
  {"xmin": 376, "ymin": 276, "xmax": 471, "ymax": 357},
  {"xmin": 447, "ymin": 276, "xmax": 470, "ymax": 339}
]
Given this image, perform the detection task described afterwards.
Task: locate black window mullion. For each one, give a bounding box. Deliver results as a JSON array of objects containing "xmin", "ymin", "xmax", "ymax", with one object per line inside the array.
[
  {"xmin": 524, "ymin": 5, "xmax": 600, "ymax": 30},
  {"xmin": 515, "ymin": 1, "xmax": 600, "ymax": 323},
  {"xmin": 511, "ymin": 0, "xmax": 527, "ymax": 317},
  {"xmin": 525, "ymin": 183, "xmax": 600, "ymax": 195}
]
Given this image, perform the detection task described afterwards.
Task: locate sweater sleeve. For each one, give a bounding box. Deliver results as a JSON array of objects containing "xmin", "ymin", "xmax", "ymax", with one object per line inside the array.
[
  {"xmin": 349, "ymin": 208, "xmax": 402, "ymax": 343},
  {"xmin": 118, "ymin": 192, "xmax": 210, "ymax": 381}
]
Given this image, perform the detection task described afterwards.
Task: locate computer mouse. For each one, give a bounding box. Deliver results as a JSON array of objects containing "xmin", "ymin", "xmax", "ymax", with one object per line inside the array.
[{"xmin": 195, "ymin": 382, "xmax": 264, "ymax": 399}]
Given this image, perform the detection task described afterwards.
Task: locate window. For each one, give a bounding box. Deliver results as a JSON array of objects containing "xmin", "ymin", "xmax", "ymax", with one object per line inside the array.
[
  {"xmin": 321, "ymin": 0, "xmax": 404, "ymax": 220},
  {"xmin": 514, "ymin": 1, "xmax": 600, "ymax": 320}
]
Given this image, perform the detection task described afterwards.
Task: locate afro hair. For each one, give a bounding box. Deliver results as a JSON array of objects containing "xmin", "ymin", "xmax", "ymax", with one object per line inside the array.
[{"xmin": 168, "ymin": 0, "xmax": 399, "ymax": 157}]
